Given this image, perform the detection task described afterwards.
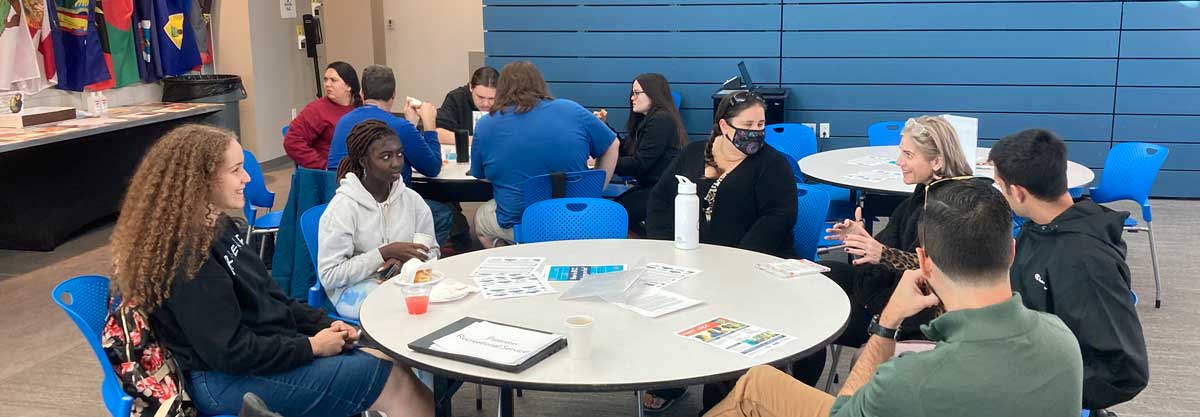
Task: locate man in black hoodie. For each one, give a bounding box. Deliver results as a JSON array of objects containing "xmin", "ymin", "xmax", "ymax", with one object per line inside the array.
[{"xmin": 989, "ymin": 129, "xmax": 1149, "ymax": 415}]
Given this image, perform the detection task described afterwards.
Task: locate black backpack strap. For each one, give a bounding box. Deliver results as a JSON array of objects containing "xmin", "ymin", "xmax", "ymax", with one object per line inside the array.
[{"xmin": 550, "ymin": 172, "xmax": 567, "ymax": 198}]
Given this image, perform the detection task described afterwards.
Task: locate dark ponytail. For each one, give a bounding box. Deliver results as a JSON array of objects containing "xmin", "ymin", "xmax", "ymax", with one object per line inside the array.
[
  {"xmin": 335, "ymin": 120, "xmax": 397, "ymax": 181},
  {"xmin": 327, "ymin": 61, "xmax": 363, "ymax": 108}
]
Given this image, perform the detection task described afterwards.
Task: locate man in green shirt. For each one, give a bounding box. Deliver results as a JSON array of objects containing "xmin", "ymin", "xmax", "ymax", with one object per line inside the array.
[{"xmin": 705, "ymin": 178, "xmax": 1084, "ymax": 417}]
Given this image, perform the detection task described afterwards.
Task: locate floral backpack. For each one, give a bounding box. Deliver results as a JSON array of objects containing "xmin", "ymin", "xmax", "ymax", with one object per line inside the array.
[{"xmin": 101, "ymin": 297, "xmax": 198, "ymax": 417}]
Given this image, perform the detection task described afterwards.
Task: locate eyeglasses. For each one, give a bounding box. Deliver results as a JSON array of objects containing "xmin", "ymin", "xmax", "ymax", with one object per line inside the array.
[
  {"xmin": 904, "ymin": 117, "xmax": 930, "ymax": 137},
  {"xmin": 630, "ymin": 90, "xmax": 645, "ymax": 98},
  {"xmin": 729, "ymin": 90, "xmax": 763, "ymax": 104}
]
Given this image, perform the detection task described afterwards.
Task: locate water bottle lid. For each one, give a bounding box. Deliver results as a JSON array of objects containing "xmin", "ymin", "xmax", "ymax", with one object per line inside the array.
[{"xmin": 675, "ymin": 175, "xmax": 696, "ymax": 194}]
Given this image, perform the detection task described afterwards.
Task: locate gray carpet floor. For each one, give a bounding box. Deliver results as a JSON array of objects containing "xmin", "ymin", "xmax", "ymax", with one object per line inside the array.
[{"xmin": 1, "ymin": 165, "xmax": 1195, "ymax": 417}]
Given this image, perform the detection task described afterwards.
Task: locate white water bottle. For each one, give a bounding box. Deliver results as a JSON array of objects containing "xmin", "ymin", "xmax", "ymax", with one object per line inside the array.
[{"xmin": 674, "ymin": 175, "xmax": 699, "ymax": 250}]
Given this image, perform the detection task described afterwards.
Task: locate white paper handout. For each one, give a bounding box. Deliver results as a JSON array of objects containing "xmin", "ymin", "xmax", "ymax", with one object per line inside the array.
[
  {"xmin": 755, "ymin": 259, "xmax": 831, "ymax": 279},
  {"xmin": 640, "ymin": 263, "xmax": 702, "ymax": 288},
  {"xmin": 845, "ymin": 169, "xmax": 902, "ymax": 183},
  {"xmin": 472, "ymin": 272, "xmax": 556, "ymax": 300},
  {"xmin": 940, "ymin": 114, "xmax": 978, "ymax": 175},
  {"xmin": 845, "ymin": 155, "xmax": 894, "ymax": 167},
  {"xmin": 603, "ymin": 285, "xmax": 702, "ymax": 318},
  {"xmin": 471, "ymin": 257, "xmax": 546, "ymax": 277},
  {"xmin": 430, "ymin": 321, "xmax": 563, "ymax": 366},
  {"xmin": 677, "ymin": 317, "xmax": 793, "ymax": 358}
]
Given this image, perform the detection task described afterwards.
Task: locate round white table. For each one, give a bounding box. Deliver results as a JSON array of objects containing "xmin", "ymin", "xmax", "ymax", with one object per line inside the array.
[
  {"xmin": 360, "ymin": 239, "xmax": 850, "ymax": 417},
  {"xmin": 798, "ymin": 146, "xmax": 1095, "ymax": 195}
]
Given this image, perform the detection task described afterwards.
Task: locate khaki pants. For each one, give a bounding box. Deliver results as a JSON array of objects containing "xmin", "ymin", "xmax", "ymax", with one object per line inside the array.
[
  {"xmin": 704, "ymin": 365, "xmax": 835, "ymax": 417},
  {"xmin": 474, "ymin": 199, "xmax": 516, "ymax": 244}
]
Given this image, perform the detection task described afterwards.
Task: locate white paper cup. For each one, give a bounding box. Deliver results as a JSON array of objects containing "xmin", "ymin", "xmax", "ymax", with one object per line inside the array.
[
  {"xmin": 413, "ymin": 233, "xmax": 437, "ymax": 260},
  {"xmin": 565, "ymin": 315, "xmax": 594, "ymax": 359}
]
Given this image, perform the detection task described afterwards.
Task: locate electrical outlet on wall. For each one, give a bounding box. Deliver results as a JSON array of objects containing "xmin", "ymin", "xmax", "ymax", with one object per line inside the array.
[
  {"xmin": 291, "ymin": 108, "xmax": 297, "ymax": 120},
  {"xmin": 802, "ymin": 123, "xmax": 817, "ymax": 133},
  {"xmin": 818, "ymin": 123, "xmax": 830, "ymax": 139}
]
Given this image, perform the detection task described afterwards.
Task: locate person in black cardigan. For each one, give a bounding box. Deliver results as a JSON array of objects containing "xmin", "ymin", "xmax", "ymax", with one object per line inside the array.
[
  {"xmin": 789, "ymin": 115, "xmax": 975, "ymax": 386},
  {"xmin": 109, "ymin": 125, "xmax": 433, "ymax": 417},
  {"xmin": 642, "ymin": 92, "xmax": 798, "ymax": 412},
  {"xmin": 611, "ymin": 73, "xmax": 687, "ymax": 233}
]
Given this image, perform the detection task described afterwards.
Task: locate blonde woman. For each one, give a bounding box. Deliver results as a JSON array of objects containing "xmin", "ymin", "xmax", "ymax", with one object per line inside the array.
[
  {"xmin": 110, "ymin": 124, "xmax": 432, "ymax": 417},
  {"xmin": 785, "ymin": 116, "xmax": 973, "ymax": 389}
]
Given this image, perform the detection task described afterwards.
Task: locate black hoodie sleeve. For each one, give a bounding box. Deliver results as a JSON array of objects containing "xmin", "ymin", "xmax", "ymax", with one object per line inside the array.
[
  {"xmin": 1052, "ymin": 251, "xmax": 1150, "ymax": 409},
  {"xmin": 164, "ymin": 259, "xmax": 315, "ymax": 375}
]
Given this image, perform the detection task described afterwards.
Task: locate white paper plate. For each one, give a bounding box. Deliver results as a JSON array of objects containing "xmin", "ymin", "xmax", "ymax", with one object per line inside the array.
[{"xmin": 430, "ymin": 280, "xmax": 478, "ymax": 303}]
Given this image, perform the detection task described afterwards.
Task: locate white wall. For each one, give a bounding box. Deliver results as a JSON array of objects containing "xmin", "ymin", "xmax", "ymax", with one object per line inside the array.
[
  {"xmin": 382, "ymin": 0, "xmax": 484, "ymax": 109},
  {"xmin": 213, "ymin": 0, "xmax": 319, "ymax": 160}
]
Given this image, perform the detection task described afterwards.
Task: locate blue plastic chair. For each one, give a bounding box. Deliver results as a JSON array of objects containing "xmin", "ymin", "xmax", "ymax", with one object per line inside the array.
[
  {"xmin": 1089, "ymin": 142, "xmax": 1169, "ymax": 308},
  {"xmin": 794, "ymin": 185, "xmax": 831, "ymax": 261},
  {"xmin": 51, "ymin": 276, "xmax": 234, "ymax": 417},
  {"xmin": 299, "ymin": 204, "xmax": 360, "ymax": 326},
  {"xmin": 867, "ymin": 121, "xmax": 904, "ymax": 147},
  {"xmin": 521, "ymin": 170, "xmax": 607, "ymax": 209},
  {"xmin": 765, "ymin": 123, "xmax": 854, "ymax": 220},
  {"xmin": 516, "ymin": 198, "xmax": 628, "ymax": 243},
  {"xmin": 243, "ymin": 150, "xmax": 283, "ymax": 258},
  {"xmin": 671, "ymin": 91, "xmax": 682, "ymax": 109}
]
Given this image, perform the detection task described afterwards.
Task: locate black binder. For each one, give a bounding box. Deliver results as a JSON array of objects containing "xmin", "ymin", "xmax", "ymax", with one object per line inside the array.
[{"xmin": 408, "ymin": 317, "xmax": 568, "ymax": 373}]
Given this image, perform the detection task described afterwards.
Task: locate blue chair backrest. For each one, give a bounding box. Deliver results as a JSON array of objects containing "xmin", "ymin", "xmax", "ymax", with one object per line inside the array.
[
  {"xmin": 52, "ymin": 275, "xmax": 134, "ymax": 417},
  {"xmin": 243, "ymin": 149, "xmax": 276, "ymax": 225},
  {"xmin": 300, "ymin": 204, "xmax": 328, "ymax": 272},
  {"xmin": 765, "ymin": 123, "xmax": 817, "ymax": 182},
  {"xmin": 671, "ymin": 91, "xmax": 682, "ymax": 109},
  {"xmin": 794, "ymin": 185, "xmax": 831, "ymax": 261},
  {"xmin": 518, "ymin": 198, "xmax": 628, "ymax": 243},
  {"xmin": 522, "ymin": 170, "xmax": 607, "ymax": 210},
  {"xmin": 867, "ymin": 121, "xmax": 904, "ymax": 147},
  {"xmin": 1090, "ymin": 142, "xmax": 1169, "ymax": 208},
  {"xmin": 300, "ymin": 204, "xmax": 330, "ymax": 307},
  {"xmin": 281, "ymin": 125, "xmax": 289, "ymax": 137}
]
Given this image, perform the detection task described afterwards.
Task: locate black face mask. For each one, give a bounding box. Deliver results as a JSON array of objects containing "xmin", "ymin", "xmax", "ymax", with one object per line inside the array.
[{"xmin": 725, "ymin": 126, "xmax": 766, "ymax": 155}]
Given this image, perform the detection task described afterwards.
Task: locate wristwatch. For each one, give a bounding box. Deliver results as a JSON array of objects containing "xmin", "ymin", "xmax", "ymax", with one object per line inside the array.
[{"xmin": 868, "ymin": 314, "xmax": 901, "ymax": 340}]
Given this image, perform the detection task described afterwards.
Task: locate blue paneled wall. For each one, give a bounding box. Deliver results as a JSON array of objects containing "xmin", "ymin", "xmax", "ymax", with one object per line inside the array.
[{"xmin": 483, "ymin": 0, "xmax": 1200, "ymax": 197}]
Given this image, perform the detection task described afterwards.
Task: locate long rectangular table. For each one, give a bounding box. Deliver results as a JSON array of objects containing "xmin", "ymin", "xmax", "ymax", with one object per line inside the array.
[{"xmin": 0, "ymin": 103, "xmax": 224, "ymax": 250}]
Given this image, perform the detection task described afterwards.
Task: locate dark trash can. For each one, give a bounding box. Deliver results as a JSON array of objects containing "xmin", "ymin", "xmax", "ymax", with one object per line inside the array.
[{"xmin": 162, "ymin": 75, "xmax": 248, "ymax": 137}]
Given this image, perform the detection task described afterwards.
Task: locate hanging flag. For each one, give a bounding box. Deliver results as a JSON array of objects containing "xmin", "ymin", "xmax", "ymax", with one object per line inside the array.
[
  {"xmin": 152, "ymin": 0, "xmax": 199, "ymax": 76},
  {"xmin": 0, "ymin": 0, "xmax": 44, "ymax": 93},
  {"xmin": 89, "ymin": 0, "xmax": 137, "ymax": 88},
  {"xmin": 23, "ymin": 0, "xmax": 58, "ymax": 91},
  {"xmin": 53, "ymin": 0, "xmax": 109, "ymax": 91},
  {"xmin": 131, "ymin": 0, "xmax": 160, "ymax": 82}
]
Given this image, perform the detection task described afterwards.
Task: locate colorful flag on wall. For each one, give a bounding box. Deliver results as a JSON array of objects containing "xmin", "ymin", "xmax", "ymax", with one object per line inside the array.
[
  {"xmin": 152, "ymin": 0, "xmax": 199, "ymax": 76},
  {"xmin": 131, "ymin": 0, "xmax": 160, "ymax": 82},
  {"xmin": 89, "ymin": 0, "xmax": 138, "ymax": 88},
  {"xmin": 53, "ymin": 0, "xmax": 110, "ymax": 91},
  {"xmin": 23, "ymin": 0, "xmax": 58, "ymax": 91},
  {"xmin": 1, "ymin": 0, "xmax": 40, "ymax": 93}
]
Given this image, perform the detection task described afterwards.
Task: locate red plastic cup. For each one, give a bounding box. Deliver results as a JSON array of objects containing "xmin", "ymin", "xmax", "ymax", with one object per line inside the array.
[
  {"xmin": 405, "ymin": 295, "xmax": 430, "ymax": 315},
  {"xmin": 401, "ymin": 284, "xmax": 433, "ymax": 315}
]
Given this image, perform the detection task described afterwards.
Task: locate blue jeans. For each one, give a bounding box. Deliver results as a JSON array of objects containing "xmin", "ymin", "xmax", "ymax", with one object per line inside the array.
[
  {"xmin": 426, "ymin": 199, "xmax": 452, "ymax": 245},
  {"xmin": 188, "ymin": 349, "xmax": 392, "ymax": 417}
]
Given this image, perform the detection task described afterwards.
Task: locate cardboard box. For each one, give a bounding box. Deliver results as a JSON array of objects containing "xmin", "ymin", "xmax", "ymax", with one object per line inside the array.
[{"xmin": 0, "ymin": 107, "xmax": 76, "ymax": 129}]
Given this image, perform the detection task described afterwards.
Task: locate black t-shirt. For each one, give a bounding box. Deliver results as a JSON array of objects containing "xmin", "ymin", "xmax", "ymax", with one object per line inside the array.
[
  {"xmin": 150, "ymin": 217, "xmax": 334, "ymax": 375},
  {"xmin": 436, "ymin": 85, "xmax": 478, "ymax": 135}
]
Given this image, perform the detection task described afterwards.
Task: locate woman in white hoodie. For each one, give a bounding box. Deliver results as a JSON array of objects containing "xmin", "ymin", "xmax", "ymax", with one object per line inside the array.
[{"xmin": 319, "ymin": 120, "xmax": 438, "ymax": 319}]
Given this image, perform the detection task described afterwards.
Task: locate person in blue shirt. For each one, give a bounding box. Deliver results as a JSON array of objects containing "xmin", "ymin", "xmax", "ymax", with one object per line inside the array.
[
  {"xmin": 470, "ymin": 61, "xmax": 619, "ymax": 247},
  {"xmin": 327, "ymin": 64, "xmax": 453, "ymax": 246}
]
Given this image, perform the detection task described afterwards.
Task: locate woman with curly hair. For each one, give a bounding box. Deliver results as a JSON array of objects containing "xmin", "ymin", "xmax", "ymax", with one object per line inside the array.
[{"xmin": 110, "ymin": 124, "xmax": 432, "ymax": 417}]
